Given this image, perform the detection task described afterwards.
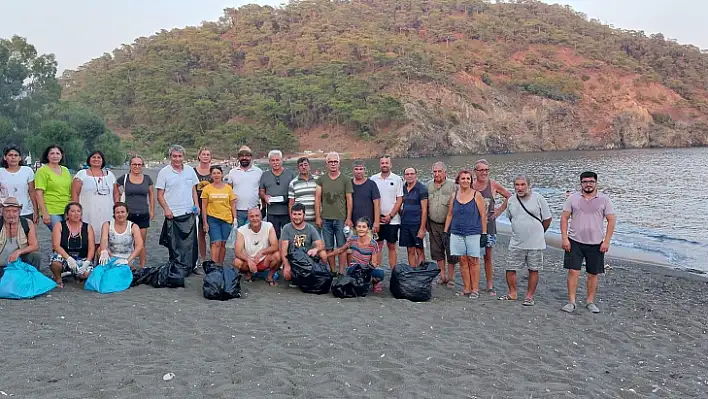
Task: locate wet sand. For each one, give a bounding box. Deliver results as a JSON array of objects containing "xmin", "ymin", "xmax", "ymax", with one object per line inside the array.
[{"xmin": 1, "ymin": 210, "xmax": 708, "ymax": 398}]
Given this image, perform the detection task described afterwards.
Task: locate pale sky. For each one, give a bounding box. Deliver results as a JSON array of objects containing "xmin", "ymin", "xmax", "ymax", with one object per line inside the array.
[{"xmin": 0, "ymin": 0, "xmax": 703, "ymax": 74}]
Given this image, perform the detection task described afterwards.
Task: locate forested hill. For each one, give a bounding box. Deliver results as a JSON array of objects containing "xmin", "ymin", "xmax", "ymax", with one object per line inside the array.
[{"xmin": 61, "ymin": 0, "xmax": 708, "ymax": 158}]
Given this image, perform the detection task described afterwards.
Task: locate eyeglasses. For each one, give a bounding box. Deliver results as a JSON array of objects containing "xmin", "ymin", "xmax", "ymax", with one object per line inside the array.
[
  {"xmin": 131, "ymin": 163, "xmax": 143, "ymax": 167},
  {"xmin": 475, "ymin": 168, "xmax": 489, "ymax": 172},
  {"xmin": 581, "ymin": 180, "xmax": 597, "ymax": 184}
]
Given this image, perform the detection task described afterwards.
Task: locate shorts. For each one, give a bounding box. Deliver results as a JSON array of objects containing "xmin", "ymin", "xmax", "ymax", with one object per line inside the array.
[
  {"xmin": 267, "ymin": 214, "xmax": 290, "ymax": 240},
  {"xmin": 506, "ymin": 248, "xmax": 543, "ymax": 272},
  {"xmin": 44, "ymin": 214, "xmax": 64, "ymax": 232},
  {"xmin": 449, "ymin": 233, "xmax": 482, "ymax": 258},
  {"xmin": 322, "ymin": 219, "xmax": 346, "ymax": 250},
  {"xmin": 236, "ymin": 210, "xmax": 249, "ymax": 228},
  {"xmin": 207, "ymin": 215, "xmax": 232, "ymax": 242},
  {"xmin": 256, "ymin": 259, "xmax": 268, "ymax": 272},
  {"xmin": 128, "ymin": 212, "xmax": 150, "ymax": 229},
  {"xmin": 49, "ymin": 252, "xmax": 93, "ymax": 276},
  {"xmin": 399, "ymin": 224, "xmax": 424, "ymax": 249},
  {"xmin": 427, "ymin": 220, "xmax": 458, "ymax": 263},
  {"xmin": 376, "ymin": 224, "xmax": 399, "ymax": 243},
  {"xmin": 484, "ymin": 234, "xmax": 497, "ymax": 248},
  {"xmin": 563, "ymin": 239, "xmax": 604, "ymax": 275}
]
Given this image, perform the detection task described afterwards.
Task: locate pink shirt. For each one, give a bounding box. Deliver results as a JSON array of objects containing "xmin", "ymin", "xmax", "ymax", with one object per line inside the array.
[{"xmin": 564, "ymin": 192, "xmax": 615, "ymax": 245}]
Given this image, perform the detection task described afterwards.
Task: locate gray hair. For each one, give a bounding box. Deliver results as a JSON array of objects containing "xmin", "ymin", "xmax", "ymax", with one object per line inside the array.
[
  {"xmin": 474, "ymin": 159, "xmax": 489, "ymax": 169},
  {"xmin": 268, "ymin": 150, "xmax": 282, "ymax": 160},
  {"xmin": 513, "ymin": 174, "xmax": 531, "ymax": 186},
  {"xmin": 431, "ymin": 161, "xmax": 447, "ymax": 172},
  {"xmin": 168, "ymin": 144, "xmax": 186, "ymax": 156},
  {"xmin": 325, "ymin": 151, "xmax": 340, "ymax": 161}
]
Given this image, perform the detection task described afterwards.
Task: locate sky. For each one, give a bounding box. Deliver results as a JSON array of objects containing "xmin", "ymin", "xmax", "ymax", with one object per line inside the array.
[{"xmin": 1, "ymin": 0, "xmax": 705, "ymax": 74}]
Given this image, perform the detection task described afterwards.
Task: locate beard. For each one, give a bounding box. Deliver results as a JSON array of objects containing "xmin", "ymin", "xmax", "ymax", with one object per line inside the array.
[{"xmin": 239, "ymin": 159, "xmax": 251, "ymax": 167}]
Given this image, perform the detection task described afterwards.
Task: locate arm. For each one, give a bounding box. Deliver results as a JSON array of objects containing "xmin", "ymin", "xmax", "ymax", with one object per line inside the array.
[
  {"xmin": 327, "ymin": 240, "xmax": 351, "ymax": 258},
  {"xmin": 52, "ymin": 223, "xmax": 72, "ymax": 260},
  {"xmin": 390, "ymin": 196, "xmax": 403, "ymax": 218},
  {"xmin": 201, "ymin": 197, "xmax": 209, "ymax": 229},
  {"xmin": 288, "ymin": 182, "xmax": 295, "ymax": 215},
  {"xmin": 11, "ymin": 223, "xmax": 40, "ymax": 260},
  {"xmin": 126, "ymin": 224, "xmax": 144, "ymax": 264},
  {"xmin": 560, "ymin": 210, "xmax": 571, "ymax": 251},
  {"xmin": 493, "ymin": 181, "xmax": 512, "ymax": 217},
  {"xmin": 230, "ymin": 198, "xmax": 237, "ymax": 222},
  {"xmin": 418, "ymin": 199, "xmax": 428, "ymax": 236},
  {"xmin": 312, "ymin": 239, "xmax": 328, "ymax": 259},
  {"xmin": 192, "ymin": 185, "xmax": 199, "ymax": 209},
  {"xmin": 600, "ymin": 214, "xmax": 617, "ymax": 253},
  {"xmin": 372, "ymin": 198, "xmax": 380, "ymax": 231},
  {"xmin": 35, "ymin": 189, "xmax": 50, "ymax": 224},
  {"xmin": 157, "ymin": 189, "xmax": 172, "ymax": 218},
  {"xmin": 99, "ymin": 222, "xmax": 110, "ymax": 253},
  {"xmin": 259, "ymin": 187, "xmax": 271, "ymax": 204},
  {"xmin": 28, "ymin": 181, "xmax": 39, "ymax": 222},
  {"xmin": 443, "ymin": 194, "xmax": 454, "ymax": 233},
  {"xmin": 148, "ymin": 185, "xmax": 155, "ymax": 220},
  {"xmin": 542, "ymin": 217, "xmax": 552, "ymax": 232},
  {"xmin": 71, "ymin": 178, "xmax": 82, "ymax": 202},
  {"xmin": 314, "ymin": 185, "xmax": 323, "ymax": 227},
  {"xmin": 113, "ymin": 183, "xmax": 121, "ymax": 204},
  {"xmin": 86, "ymin": 226, "xmax": 96, "ymax": 261},
  {"xmin": 288, "ymin": 198, "xmax": 295, "ymax": 215},
  {"xmin": 344, "ymin": 193, "xmax": 353, "ymax": 227},
  {"xmin": 280, "ymin": 240, "xmax": 291, "ymax": 278},
  {"xmin": 234, "ymin": 232, "xmax": 251, "ymax": 263},
  {"xmin": 475, "ymin": 193, "xmax": 488, "ymax": 234}
]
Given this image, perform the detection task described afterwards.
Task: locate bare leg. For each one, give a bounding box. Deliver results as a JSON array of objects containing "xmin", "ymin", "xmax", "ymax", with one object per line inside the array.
[
  {"xmin": 447, "ymin": 262, "xmax": 455, "ymax": 283},
  {"xmin": 267, "ymin": 253, "xmax": 282, "ymax": 285},
  {"xmin": 527, "ymin": 270, "xmax": 539, "ymax": 299},
  {"xmin": 586, "ymin": 273, "xmax": 599, "ymax": 303},
  {"xmin": 386, "ymin": 242, "xmax": 398, "ymax": 267},
  {"xmin": 436, "ymin": 260, "xmax": 446, "ymax": 282},
  {"xmin": 337, "ymin": 252, "xmax": 348, "ymax": 274},
  {"xmin": 505, "ymin": 270, "xmax": 517, "ymax": 299},
  {"xmin": 407, "ymin": 247, "xmax": 417, "ymax": 266},
  {"xmin": 210, "ymin": 242, "xmax": 220, "ymax": 263},
  {"xmin": 459, "ymin": 256, "xmax": 471, "ymax": 293},
  {"xmin": 567, "ymin": 269, "xmax": 580, "ymax": 304},
  {"xmin": 469, "ymin": 256, "xmax": 481, "ymax": 294},
  {"xmin": 217, "ymin": 242, "xmax": 227, "ymax": 265},
  {"xmin": 139, "ymin": 228, "xmax": 148, "ymax": 268},
  {"xmin": 50, "ymin": 262, "xmax": 63, "ymax": 287},
  {"xmin": 198, "ymin": 229, "xmax": 207, "ymax": 260},
  {"xmin": 327, "ymin": 254, "xmax": 336, "ymax": 273},
  {"xmin": 415, "ymin": 248, "xmax": 425, "ymax": 267},
  {"xmin": 484, "ymin": 246, "xmax": 494, "ymax": 291}
]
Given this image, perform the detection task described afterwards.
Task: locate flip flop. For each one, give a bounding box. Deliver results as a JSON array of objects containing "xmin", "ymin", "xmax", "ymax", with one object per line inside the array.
[
  {"xmin": 497, "ymin": 294, "xmax": 517, "ymax": 301},
  {"xmin": 456, "ymin": 291, "xmax": 473, "ymax": 297},
  {"xmin": 522, "ymin": 298, "xmax": 535, "ymax": 306},
  {"xmin": 486, "ymin": 288, "xmax": 497, "ymax": 296},
  {"xmin": 446, "ymin": 280, "xmax": 455, "ymax": 288},
  {"xmin": 436, "ymin": 278, "xmax": 448, "ymax": 286}
]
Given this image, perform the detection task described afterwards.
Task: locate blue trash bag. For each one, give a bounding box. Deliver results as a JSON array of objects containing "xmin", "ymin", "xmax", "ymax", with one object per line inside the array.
[
  {"xmin": 0, "ymin": 260, "xmax": 57, "ymax": 299},
  {"xmin": 85, "ymin": 259, "xmax": 133, "ymax": 294}
]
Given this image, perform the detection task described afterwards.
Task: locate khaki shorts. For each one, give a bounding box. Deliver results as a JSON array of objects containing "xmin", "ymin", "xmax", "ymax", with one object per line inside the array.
[{"xmin": 506, "ymin": 248, "xmax": 543, "ymax": 272}]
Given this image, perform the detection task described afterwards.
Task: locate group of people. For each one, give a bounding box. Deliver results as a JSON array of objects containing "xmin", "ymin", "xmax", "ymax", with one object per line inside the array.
[{"xmin": 0, "ymin": 143, "xmax": 616, "ymax": 313}]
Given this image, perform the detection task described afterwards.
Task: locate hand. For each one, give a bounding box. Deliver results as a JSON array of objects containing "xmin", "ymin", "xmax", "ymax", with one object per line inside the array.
[
  {"xmin": 316, "ymin": 216, "xmax": 322, "ymax": 229},
  {"xmin": 8, "ymin": 250, "xmax": 21, "ymax": 263},
  {"xmin": 283, "ymin": 265, "xmax": 292, "ymax": 281},
  {"xmin": 264, "ymin": 195, "xmax": 272, "ymax": 205},
  {"xmin": 600, "ymin": 240, "xmax": 610, "ymax": 253},
  {"xmin": 380, "ymin": 214, "xmax": 390, "ymax": 224},
  {"xmin": 442, "ymin": 231, "xmax": 450, "ymax": 250},
  {"xmin": 203, "ymin": 222, "xmax": 209, "ymax": 233},
  {"xmin": 247, "ymin": 258, "xmax": 258, "ymax": 273},
  {"xmin": 345, "ymin": 219, "xmax": 353, "ymax": 228},
  {"xmin": 253, "ymin": 250, "xmax": 263, "ymax": 263},
  {"xmin": 417, "ymin": 229, "xmax": 425, "ymax": 240},
  {"xmin": 43, "ymin": 214, "xmax": 50, "ymax": 225},
  {"xmin": 307, "ymin": 248, "xmax": 318, "ymax": 257},
  {"xmin": 562, "ymin": 238, "xmax": 572, "ymax": 252},
  {"xmin": 99, "ymin": 250, "xmax": 110, "ymax": 265},
  {"xmin": 373, "ymin": 221, "xmax": 380, "ymax": 234},
  {"xmin": 66, "ymin": 257, "xmax": 78, "ymax": 273},
  {"xmin": 480, "ymin": 233, "xmax": 488, "ymax": 248},
  {"xmin": 32, "ymin": 213, "xmax": 39, "ymax": 224},
  {"xmin": 164, "ymin": 208, "xmax": 174, "ymax": 219},
  {"xmin": 150, "ymin": 210, "xmax": 155, "ymax": 221}
]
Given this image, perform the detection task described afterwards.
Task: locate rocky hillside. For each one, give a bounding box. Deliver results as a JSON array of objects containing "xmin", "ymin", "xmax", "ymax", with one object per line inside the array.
[{"xmin": 60, "ymin": 0, "xmax": 708, "ymax": 158}]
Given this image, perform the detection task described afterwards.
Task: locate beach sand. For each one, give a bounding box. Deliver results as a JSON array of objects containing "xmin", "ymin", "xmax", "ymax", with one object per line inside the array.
[{"xmin": 1, "ymin": 212, "xmax": 708, "ymax": 399}]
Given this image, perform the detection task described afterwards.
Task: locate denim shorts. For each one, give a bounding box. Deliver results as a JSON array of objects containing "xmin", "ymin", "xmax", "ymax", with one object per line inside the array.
[
  {"xmin": 449, "ymin": 233, "xmax": 482, "ymax": 258},
  {"xmin": 346, "ymin": 265, "xmax": 385, "ymax": 281},
  {"xmin": 207, "ymin": 216, "xmax": 232, "ymax": 242},
  {"xmin": 322, "ymin": 219, "xmax": 346, "ymax": 250},
  {"xmin": 44, "ymin": 214, "xmax": 64, "ymax": 232}
]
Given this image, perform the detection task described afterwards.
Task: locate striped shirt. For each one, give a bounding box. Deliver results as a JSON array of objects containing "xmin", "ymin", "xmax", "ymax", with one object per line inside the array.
[
  {"xmin": 288, "ymin": 175, "xmax": 317, "ymax": 222},
  {"xmin": 348, "ymin": 236, "xmax": 379, "ymax": 266}
]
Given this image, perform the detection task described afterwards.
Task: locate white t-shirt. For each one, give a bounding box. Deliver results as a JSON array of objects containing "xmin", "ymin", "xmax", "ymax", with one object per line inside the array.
[
  {"xmin": 370, "ymin": 172, "xmax": 404, "ymax": 225},
  {"xmin": 0, "ymin": 166, "xmax": 36, "ymax": 216},
  {"xmin": 505, "ymin": 192, "xmax": 552, "ymax": 250},
  {"xmin": 238, "ymin": 221, "xmax": 272, "ymax": 260},
  {"xmin": 155, "ymin": 164, "xmax": 199, "ymax": 217},
  {"xmin": 227, "ymin": 165, "xmax": 263, "ymax": 211}
]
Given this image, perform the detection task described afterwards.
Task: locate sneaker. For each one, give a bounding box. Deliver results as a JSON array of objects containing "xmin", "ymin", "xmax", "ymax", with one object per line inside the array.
[
  {"xmin": 192, "ymin": 265, "xmax": 205, "ymax": 276},
  {"xmin": 561, "ymin": 302, "xmax": 576, "ymax": 313},
  {"xmin": 586, "ymin": 303, "xmax": 600, "ymax": 313}
]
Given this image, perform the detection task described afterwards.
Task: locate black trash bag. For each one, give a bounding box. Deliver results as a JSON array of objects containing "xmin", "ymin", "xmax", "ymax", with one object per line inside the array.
[
  {"xmin": 390, "ymin": 261, "xmax": 440, "ymax": 302},
  {"xmin": 203, "ymin": 262, "xmax": 242, "ymax": 301},
  {"xmin": 130, "ymin": 261, "xmax": 185, "ymax": 288},
  {"xmin": 159, "ymin": 213, "xmax": 198, "ymax": 279},
  {"xmin": 287, "ymin": 247, "xmax": 333, "ymax": 295},
  {"xmin": 331, "ymin": 263, "xmax": 373, "ymax": 298}
]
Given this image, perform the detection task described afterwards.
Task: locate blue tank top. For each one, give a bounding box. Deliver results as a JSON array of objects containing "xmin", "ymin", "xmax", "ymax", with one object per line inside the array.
[{"xmin": 449, "ymin": 192, "xmax": 482, "ymax": 236}]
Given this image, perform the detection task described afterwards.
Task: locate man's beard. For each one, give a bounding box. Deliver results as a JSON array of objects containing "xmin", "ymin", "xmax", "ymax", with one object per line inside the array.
[{"xmin": 239, "ymin": 159, "xmax": 251, "ymax": 167}]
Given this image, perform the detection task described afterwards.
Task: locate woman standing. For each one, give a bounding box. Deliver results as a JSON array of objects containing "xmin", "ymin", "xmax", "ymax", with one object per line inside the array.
[
  {"xmin": 98, "ymin": 202, "xmax": 144, "ymax": 268},
  {"xmin": 114, "ymin": 155, "xmax": 154, "ymax": 268},
  {"xmin": 72, "ymin": 151, "xmax": 116, "ymax": 248},
  {"xmin": 50, "ymin": 202, "xmax": 96, "ymax": 287},
  {"xmin": 201, "ymin": 166, "xmax": 236, "ymax": 265},
  {"xmin": 194, "ymin": 147, "xmax": 213, "ymax": 263},
  {"xmin": 444, "ymin": 170, "xmax": 488, "ymax": 299},
  {"xmin": 0, "ymin": 146, "xmax": 38, "ymax": 223},
  {"xmin": 328, "ymin": 217, "xmax": 385, "ymax": 293},
  {"xmin": 34, "ymin": 145, "xmax": 73, "ymax": 230}
]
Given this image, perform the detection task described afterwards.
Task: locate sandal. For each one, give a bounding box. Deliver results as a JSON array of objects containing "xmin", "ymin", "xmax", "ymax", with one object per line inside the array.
[
  {"xmin": 486, "ymin": 287, "xmax": 496, "ymax": 296},
  {"xmin": 446, "ymin": 280, "xmax": 455, "ymax": 288},
  {"xmin": 436, "ymin": 278, "xmax": 448, "ymax": 286},
  {"xmin": 456, "ymin": 291, "xmax": 473, "ymax": 297},
  {"xmin": 468, "ymin": 291, "xmax": 480, "ymax": 299},
  {"xmin": 497, "ymin": 294, "xmax": 517, "ymax": 301},
  {"xmin": 522, "ymin": 298, "xmax": 535, "ymax": 306}
]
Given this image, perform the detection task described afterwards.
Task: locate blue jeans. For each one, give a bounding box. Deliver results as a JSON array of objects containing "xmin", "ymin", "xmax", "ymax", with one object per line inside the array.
[
  {"xmin": 44, "ymin": 214, "xmax": 64, "ymax": 232},
  {"xmin": 346, "ymin": 265, "xmax": 384, "ymax": 281},
  {"xmin": 236, "ymin": 210, "xmax": 249, "ymax": 228},
  {"xmin": 207, "ymin": 216, "xmax": 232, "ymax": 242},
  {"xmin": 322, "ymin": 219, "xmax": 346, "ymax": 250}
]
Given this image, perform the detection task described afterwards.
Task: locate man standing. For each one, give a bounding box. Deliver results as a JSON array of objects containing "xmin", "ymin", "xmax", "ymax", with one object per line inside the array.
[
  {"xmin": 499, "ymin": 175, "xmax": 551, "ymax": 306},
  {"xmin": 351, "ymin": 160, "xmax": 380, "ymax": 231},
  {"xmin": 288, "ymin": 157, "xmax": 317, "ymax": 223},
  {"xmin": 472, "ymin": 159, "xmax": 511, "ymax": 296},
  {"xmin": 155, "ymin": 145, "xmax": 200, "ymax": 273},
  {"xmin": 400, "ymin": 167, "xmax": 428, "ymax": 267},
  {"xmin": 0, "ymin": 197, "xmax": 41, "ymax": 270},
  {"xmin": 259, "ymin": 150, "xmax": 295, "ymax": 239},
  {"xmin": 233, "ymin": 207, "xmax": 281, "ymax": 286},
  {"xmin": 315, "ymin": 152, "xmax": 353, "ymax": 274},
  {"xmin": 227, "ymin": 146, "xmax": 263, "ymax": 227},
  {"xmin": 561, "ymin": 171, "xmax": 616, "ymax": 314},
  {"xmin": 280, "ymin": 203, "xmax": 328, "ymax": 284},
  {"xmin": 426, "ymin": 162, "xmax": 457, "ymax": 287},
  {"xmin": 370, "ymin": 155, "xmax": 403, "ymax": 268}
]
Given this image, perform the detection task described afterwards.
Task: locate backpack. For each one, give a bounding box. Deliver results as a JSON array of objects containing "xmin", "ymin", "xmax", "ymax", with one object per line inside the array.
[{"xmin": 0, "ymin": 216, "xmax": 30, "ymax": 236}]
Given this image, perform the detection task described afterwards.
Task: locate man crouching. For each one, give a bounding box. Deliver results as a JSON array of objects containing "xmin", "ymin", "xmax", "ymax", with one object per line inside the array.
[
  {"xmin": 0, "ymin": 197, "xmax": 41, "ymax": 270},
  {"xmin": 233, "ymin": 208, "xmax": 281, "ymax": 286}
]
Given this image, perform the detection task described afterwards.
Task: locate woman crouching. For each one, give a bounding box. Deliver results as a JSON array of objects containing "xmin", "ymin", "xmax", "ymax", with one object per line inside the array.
[
  {"xmin": 50, "ymin": 202, "xmax": 96, "ymax": 287},
  {"xmin": 98, "ymin": 202, "xmax": 144, "ymax": 268},
  {"xmin": 328, "ymin": 217, "xmax": 385, "ymax": 293}
]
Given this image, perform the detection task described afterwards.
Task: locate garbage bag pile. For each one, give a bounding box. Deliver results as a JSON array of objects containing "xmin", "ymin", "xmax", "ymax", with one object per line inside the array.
[
  {"xmin": 85, "ymin": 259, "xmax": 133, "ymax": 294},
  {"xmin": 287, "ymin": 248, "xmax": 334, "ymax": 295},
  {"xmin": 331, "ymin": 263, "xmax": 373, "ymax": 298},
  {"xmin": 0, "ymin": 261, "xmax": 56, "ymax": 299},
  {"xmin": 202, "ymin": 261, "xmax": 242, "ymax": 300}
]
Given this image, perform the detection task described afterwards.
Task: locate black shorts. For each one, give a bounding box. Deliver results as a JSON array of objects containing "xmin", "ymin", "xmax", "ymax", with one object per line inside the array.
[
  {"xmin": 399, "ymin": 224, "xmax": 424, "ymax": 249},
  {"xmin": 376, "ymin": 224, "xmax": 399, "ymax": 243},
  {"xmin": 128, "ymin": 212, "xmax": 150, "ymax": 229},
  {"xmin": 563, "ymin": 239, "xmax": 604, "ymax": 275}
]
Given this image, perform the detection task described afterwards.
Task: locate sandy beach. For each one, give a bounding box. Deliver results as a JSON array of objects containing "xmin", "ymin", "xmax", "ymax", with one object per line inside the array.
[{"xmin": 1, "ymin": 209, "xmax": 708, "ymax": 399}]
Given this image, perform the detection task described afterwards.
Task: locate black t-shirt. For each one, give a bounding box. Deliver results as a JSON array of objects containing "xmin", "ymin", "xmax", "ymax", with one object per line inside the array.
[
  {"xmin": 351, "ymin": 179, "xmax": 381, "ymax": 225},
  {"xmin": 116, "ymin": 174, "xmax": 153, "ymax": 214}
]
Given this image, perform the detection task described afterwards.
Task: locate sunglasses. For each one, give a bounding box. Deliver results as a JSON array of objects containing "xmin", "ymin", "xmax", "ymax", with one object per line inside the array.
[{"xmin": 275, "ymin": 176, "xmax": 281, "ymax": 185}]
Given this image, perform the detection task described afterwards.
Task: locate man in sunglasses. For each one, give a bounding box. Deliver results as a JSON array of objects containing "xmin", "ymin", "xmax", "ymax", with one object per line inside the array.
[
  {"xmin": 561, "ymin": 171, "xmax": 616, "ymax": 314},
  {"xmin": 315, "ymin": 152, "xmax": 353, "ymax": 274},
  {"xmin": 227, "ymin": 146, "xmax": 263, "ymax": 227},
  {"xmin": 259, "ymin": 150, "xmax": 295, "ymax": 240}
]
